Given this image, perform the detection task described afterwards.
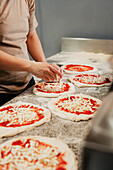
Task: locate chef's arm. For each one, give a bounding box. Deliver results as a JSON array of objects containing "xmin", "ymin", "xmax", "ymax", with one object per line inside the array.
[
  {"xmin": 0, "ymin": 50, "xmax": 31, "ymax": 71},
  {"xmin": 26, "ymin": 29, "xmax": 63, "ymax": 77},
  {"xmin": 0, "ymin": 50, "xmax": 62, "ymax": 81},
  {"xmin": 26, "ymin": 29, "xmax": 46, "ymax": 62}
]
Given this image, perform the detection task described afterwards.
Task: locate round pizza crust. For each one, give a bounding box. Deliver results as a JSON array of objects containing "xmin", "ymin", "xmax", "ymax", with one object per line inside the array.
[
  {"xmin": 0, "ymin": 136, "xmax": 78, "ymax": 170},
  {"xmin": 48, "ymin": 94, "xmax": 102, "ymax": 121},
  {"xmin": 33, "ymin": 82, "xmax": 75, "ymax": 97},
  {"xmin": 0, "ymin": 102, "xmax": 51, "ymax": 138},
  {"xmin": 67, "ymin": 75, "xmax": 112, "ymax": 87},
  {"xmin": 62, "ymin": 63, "xmax": 97, "ymax": 74}
]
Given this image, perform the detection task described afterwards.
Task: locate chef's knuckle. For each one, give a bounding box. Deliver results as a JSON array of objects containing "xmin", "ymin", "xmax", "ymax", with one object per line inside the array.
[{"xmin": 45, "ymin": 68, "xmax": 50, "ymax": 73}]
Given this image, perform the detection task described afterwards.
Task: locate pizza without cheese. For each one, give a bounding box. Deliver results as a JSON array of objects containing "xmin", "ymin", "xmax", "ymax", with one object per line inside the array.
[
  {"xmin": 0, "ymin": 102, "xmax": 51, "ymax": 138},
  {"xmin": 0, "ymin": 136, "xmax": 78, "ymax": 170},
  {"xmin": 48, "ymin": 94, "xmax": 102, "ymax": 121},
  {"xmin": 33, "ymin": 82, "xmax": 75, "ymax": 97},
  {"xmin": 67, "ymin": 74, "xmax": 112, "ymax": 87},
  {"xmin": 63, "ymin": 63, "xmax": 97, "ymax": 74}
]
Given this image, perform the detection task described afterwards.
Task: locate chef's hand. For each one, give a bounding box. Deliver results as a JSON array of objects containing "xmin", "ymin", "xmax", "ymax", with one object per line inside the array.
[
  {"xmin": 50, "ymin": 63, "xmax": 63, "ymax": 82},
  {"xmin": 50, "ymin": 63, "xmax": 63, "ymax": 76},
  {"xmin": 29, "ymin": 61, "xmax": 63, "ymax": 81}
]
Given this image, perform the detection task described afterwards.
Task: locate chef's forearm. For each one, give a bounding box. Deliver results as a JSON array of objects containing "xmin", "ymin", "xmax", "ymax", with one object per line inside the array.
[
  {"xmin": 26, "ymin": 29, "xmax": 47, "ymax": 62},
  {"xmin": 0, "ymin": 50, "xmax": 31, "ymax": 71},
  {"xmin": 0, "ymin": 50, "xmax": 63, "ymax": 81}
]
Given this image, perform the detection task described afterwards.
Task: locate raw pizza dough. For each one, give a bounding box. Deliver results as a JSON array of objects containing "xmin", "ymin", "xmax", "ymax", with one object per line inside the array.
[
  {"xmin": 0, "ymin": 136, "xmax": 78, "ymax": 170},
  {"xmin": 0, "ymin": 102, "xmax": 51, "ymax": 138},
  {"xmin": 67, "ymin": 74, "xmax": 112, "ymax": 87},
  {"xmin": 33, "ymin": 82, "xmax": 75, "ymax": 97},
  {"xmin": 48, "ymin": 94, "xmax": 102, "ymax": 121},
  {"xmin": 62, "ymin": 63, "xmax": 97, "ymax": 74}
]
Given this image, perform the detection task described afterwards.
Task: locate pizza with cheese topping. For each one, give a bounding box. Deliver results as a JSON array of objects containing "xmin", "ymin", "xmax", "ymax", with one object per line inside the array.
[
  {"xmin": 0, "ymin": 102, "xmax": 51, "ymax": 138},
  {"xmin": 67, "ymin": 74, "xmax": 112, "ymax": 87},
  {"xmin": 48, "ymin": 94, "xmax": 102, "ymax": 121},
  {"xmin": 63, "ymin": 63, "xmax": 97, "ymax": 74},
  {"xmin": 33, "ymin": 82, "xmax": 75, "ymax": 97},
  {"xmin": 0, "ymin": 136, "xmax": 78, "ymax": 170}
]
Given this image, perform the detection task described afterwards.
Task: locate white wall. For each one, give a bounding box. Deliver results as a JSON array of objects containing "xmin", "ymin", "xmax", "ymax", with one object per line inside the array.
[{"xmin": 35, "ymin": 0, "xmax": 113, "ymax": 57}]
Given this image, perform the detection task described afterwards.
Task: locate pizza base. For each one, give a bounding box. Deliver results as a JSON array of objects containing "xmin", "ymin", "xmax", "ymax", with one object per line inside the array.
[
  {"xmin": 62, "ymin": 63, "xmax": 97, "ymax": 74},
  {"xmin": 0, "ymin": 136, "xmax": 78, "ymax": 170},
  {"xmin": 33, "ymin": 82, "xmax": 75, "ymax": 97},
  {"xmin": 0, "ymin": 102, "xmax": 51, "ymax": 138},
  {"xmin": 48, "ymin": 94, "xmax": 102, "ymax": 121},
  {"xmin": 67, "ymin": 76, "xmax": 112, "ymax": 87}
]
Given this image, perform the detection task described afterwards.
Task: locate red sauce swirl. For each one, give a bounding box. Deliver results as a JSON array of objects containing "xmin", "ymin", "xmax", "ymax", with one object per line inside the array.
[{"xmin": 65, "ymin": 64, "xmax": 94, "ymax": 72}]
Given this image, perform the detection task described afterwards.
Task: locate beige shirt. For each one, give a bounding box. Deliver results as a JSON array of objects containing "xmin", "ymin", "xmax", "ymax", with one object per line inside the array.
[{"xmin": 0, "ymin": 0, "xmax": 38, "ymax": 93}]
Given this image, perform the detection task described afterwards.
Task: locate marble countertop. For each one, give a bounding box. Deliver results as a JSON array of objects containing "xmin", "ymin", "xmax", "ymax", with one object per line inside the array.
[{"xmin": 0, "ymin": 51, "xmax": 113, "ymax": 170}]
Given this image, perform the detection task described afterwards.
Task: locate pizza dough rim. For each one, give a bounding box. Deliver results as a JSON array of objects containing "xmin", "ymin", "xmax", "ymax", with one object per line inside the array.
[
  {"xmin": 48, "ymin": 93, "xmax": 102, "ymax": 121},
  {"xmin": 67, "ymin": 76, "xmax": 112, "ymax": 87},
  {"xmin": 0, "ymin": 102, "xmax": 51, "ymax": 138},
  {"xmin": 33, "ymin": 82, "xmax": 75, "ymax": 97},
  {"xmin": 0, "ymin": 135, "xmax": 78, "ymax": 170},
  {"xmin": 62, "ymin": 63, "xmax": 97, "ymax": 74}
]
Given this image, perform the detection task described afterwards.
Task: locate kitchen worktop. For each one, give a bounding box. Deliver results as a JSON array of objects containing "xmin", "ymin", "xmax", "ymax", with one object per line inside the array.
[{"xmin": 0, "ymin": 51, "xmax": 113, "ymax": 170}]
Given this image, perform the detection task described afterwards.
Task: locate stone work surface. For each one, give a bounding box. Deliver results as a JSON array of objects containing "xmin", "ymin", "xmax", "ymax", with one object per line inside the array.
[{"xmin": 0, "ymin": 52, "xmax": 113, "ymax": 170}]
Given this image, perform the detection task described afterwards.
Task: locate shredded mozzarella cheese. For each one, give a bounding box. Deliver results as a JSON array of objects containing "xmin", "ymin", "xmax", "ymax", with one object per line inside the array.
[
  {"xmin": 74, "ymin": 75, "xmax": 106, "ymax": 84},
  {"xmin": 0, "ymin": 105, "xmax": 44, "ymax": 126},
  {"xmin": 57, "ymin": 96, "xmax": 98, "ymax": 113},
  {"xmin": 41, "ymin": 83, "xmax": 65, "ymax": 92},
  {"xmin": 0, "ymin": 139, "xmax": 62, "ymax": 170}
]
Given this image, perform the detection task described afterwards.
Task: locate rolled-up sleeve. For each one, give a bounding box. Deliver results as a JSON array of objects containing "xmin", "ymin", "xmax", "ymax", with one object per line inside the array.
[{"xmin": 28, "ymin": 0, "xmax": 38, "ymax": 31}]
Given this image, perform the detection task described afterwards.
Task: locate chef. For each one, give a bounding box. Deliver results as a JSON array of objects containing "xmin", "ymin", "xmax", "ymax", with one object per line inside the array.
[{"xmin": 0, "ymin": 0, "xmax": 62, "ymax": 106}]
